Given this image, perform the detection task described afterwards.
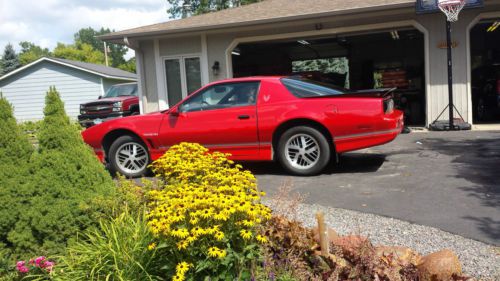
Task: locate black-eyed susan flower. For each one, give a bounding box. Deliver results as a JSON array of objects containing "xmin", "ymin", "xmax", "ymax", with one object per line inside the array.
[{"xmin": 240, "ymin": 229, "xmax": 252, "ymax": 240}]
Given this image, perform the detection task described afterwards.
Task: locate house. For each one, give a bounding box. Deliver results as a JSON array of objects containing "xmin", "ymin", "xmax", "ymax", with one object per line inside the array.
[
  {"xmin": 0, "ymin": 57, "xmax": 137, "ymax": 121},
  {"xmin": 99, "ymin": 0, "xmax": 500, "ymax": 127}
]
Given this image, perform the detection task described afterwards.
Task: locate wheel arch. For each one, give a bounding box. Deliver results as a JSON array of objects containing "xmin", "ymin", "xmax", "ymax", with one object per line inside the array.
[
  {"xmin": 272, "ymin": 118, "xmax": 335, "ymax": 157},
  {"xmin": 102, "ymin": 129, "xmax": 148, "ymax": 160}
]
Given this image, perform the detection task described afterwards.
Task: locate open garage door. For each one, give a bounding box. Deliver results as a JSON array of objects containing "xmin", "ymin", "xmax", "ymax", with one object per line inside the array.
[
  {"xmin": 470, "ymin": 19, "xmax": 500, "ymax": 124},
  {"xmin": 231, "ymin": 28, "xmax": 426, "ymax": 126}
]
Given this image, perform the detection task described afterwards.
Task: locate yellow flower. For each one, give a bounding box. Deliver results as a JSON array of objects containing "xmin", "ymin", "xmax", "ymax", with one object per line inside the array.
[
  {"xmin": 241, "ymin": 219, "xmax": 255, "ymax": 227},
  {"xmin": 171, "ymin": 228, "xmax": 190, "ymax": 239},
  {"xmin": 172, "ymin": 274, "xmax": 185, "ymax": 281},
  {"xmin": 147, "ymin": 242, "xmax": 157, "ymax": 250},
  {"xmin": 186, "ymin": 234, "xmax": 198, "ymax": 244},
  {"xmin": 207, "ymin": 246, "xmax": 221, "ymax": 258},
  {"xmin": 191, "ymin": 227, "xmax": 207, "ymax": 236},
  {"xmin": 256, "ymin": 235, "xmax": 268, "ymax": 243},
  {"xmin": 217, "ymin": 249, "xmax": 227, "ymax": 258},
  {"xmin": 177, "ymin": 240, "xmax": 189, "ymax": 250},
  {"xmin": 176, "ymin": 262, "xmax": 192, "ymax": 275},
  {"xmin": 240, "ymin": 229, "xmax": 252, "ymax": 240},
  {"xmin": 214, "ymin": 231, "xmax": 225, "ymax": 241}
]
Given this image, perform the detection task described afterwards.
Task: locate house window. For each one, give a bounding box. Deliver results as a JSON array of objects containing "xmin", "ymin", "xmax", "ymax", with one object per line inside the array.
[{"xmin": 164, "ymin": 55, "xmax": 202, "ymax": 107}]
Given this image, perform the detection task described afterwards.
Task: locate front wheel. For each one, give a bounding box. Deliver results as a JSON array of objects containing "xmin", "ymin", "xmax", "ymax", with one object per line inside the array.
[
  {"xmin": 277, "ymin": 126, "xmax": 331, "ymax": 176},
  {"xmin": 108, "ymin": 135, "xmax": 150, "ymax": 177}
]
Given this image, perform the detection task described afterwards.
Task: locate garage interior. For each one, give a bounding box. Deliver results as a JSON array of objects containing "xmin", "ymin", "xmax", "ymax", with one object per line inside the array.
[
  {"xmin": 232, "ymin": 28, "xmax": 426, "ymax": 125},
  {"xmin": 470, "ymin": 18, "xmax": 500, "ymax": 124}
]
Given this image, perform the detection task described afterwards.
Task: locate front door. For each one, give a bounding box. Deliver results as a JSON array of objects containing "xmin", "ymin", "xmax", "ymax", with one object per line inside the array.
[{"xmin": 158, "ymin": 81, "xmax": 261, "ymax": 157}]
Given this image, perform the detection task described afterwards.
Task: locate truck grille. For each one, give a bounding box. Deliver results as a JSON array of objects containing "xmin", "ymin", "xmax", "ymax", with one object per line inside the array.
[{"xmin": 85, "ymin": 105, "xmax": 112, "ymax": 114}]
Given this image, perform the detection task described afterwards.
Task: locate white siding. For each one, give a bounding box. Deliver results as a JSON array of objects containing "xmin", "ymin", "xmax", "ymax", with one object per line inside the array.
[
  {"xmin": 417, "ymin": 9, "xmax": 482, "ymax": 124},
  {"xmin": 0, "ymin": 61, "xmax": 102, "ymax": 121}
]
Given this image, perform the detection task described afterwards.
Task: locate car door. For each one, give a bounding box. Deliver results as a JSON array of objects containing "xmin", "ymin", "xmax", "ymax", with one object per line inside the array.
[{"xmin": 158, "ymin": 81, "xmax": 261, "ymax": 157}]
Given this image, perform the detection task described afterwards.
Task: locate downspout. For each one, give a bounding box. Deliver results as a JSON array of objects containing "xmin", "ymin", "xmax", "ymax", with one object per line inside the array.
[{"xmin": 124, "ymin": 37, "xmax": 146, "ymax": 114}]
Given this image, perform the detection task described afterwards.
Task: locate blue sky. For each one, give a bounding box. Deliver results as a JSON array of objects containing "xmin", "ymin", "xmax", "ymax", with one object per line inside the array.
[{"xmin": 0, "ymin": 0, "xmax": 171, "ymax": 58}]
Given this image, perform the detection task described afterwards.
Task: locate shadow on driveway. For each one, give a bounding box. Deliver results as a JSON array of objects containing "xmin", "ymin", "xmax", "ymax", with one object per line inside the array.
[
  {"xmin": 423, "ymin": 134, "xmax": 500, "ymax": 242},
  {"xmin": 241, "ymin": 153, "xmax": 386, "ymax": 176}
]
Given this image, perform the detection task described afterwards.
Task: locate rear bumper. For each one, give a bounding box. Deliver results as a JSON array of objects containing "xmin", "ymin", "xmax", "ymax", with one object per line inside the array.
[{"xmin": 334, "ymin": 110, "xmax": 404, "ymax": 153}]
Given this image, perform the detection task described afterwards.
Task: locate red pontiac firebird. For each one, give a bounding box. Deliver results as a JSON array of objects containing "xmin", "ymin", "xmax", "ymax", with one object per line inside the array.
[{"xmin": 82, "ymin": 76, "xmax": 404, "ymax": 177}]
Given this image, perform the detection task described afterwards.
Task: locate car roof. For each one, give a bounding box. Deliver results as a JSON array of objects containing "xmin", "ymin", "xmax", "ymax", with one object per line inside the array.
[{"xmin": 210, "ymin": 76, "xmax": 284, "ymax": 85}]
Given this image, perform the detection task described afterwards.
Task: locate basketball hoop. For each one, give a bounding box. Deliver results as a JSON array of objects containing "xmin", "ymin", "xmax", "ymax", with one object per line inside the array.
[{"xmin": 438, "ymin": 0, "xmax": 466, "ymax": 22}]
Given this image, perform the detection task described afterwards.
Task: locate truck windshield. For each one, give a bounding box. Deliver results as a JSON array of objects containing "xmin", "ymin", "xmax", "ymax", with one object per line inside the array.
[
  {"xmin": 104, "ymin": 84, "xmax": 138, "ymax": 97},
  {"xmin": 281, "ymin": 77, "xmax": 346, "ymax": 98}
]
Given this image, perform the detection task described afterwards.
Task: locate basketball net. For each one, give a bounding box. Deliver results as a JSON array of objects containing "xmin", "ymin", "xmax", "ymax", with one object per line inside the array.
[{"xmin": 438, "ymin": 0, "xmax": 466, "ymax": 22}]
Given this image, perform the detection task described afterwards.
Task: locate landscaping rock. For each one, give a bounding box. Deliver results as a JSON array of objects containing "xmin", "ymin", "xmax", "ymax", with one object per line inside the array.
[
  {"xmin": 417, "ymin": 249, "xmax": 462, "ymax": 281},
  {"xmin": 375, "ymin": 246, "xmax": 422, "ymax": 267}
]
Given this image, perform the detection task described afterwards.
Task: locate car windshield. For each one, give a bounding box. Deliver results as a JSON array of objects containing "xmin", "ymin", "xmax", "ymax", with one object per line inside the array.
[
  {"xmin": 281, "ymin": 77, "xmax": 347, "ymax": 98},
  {"xmin": 104, "ymin": 84, "xmax": 138, "ymax": 97}
]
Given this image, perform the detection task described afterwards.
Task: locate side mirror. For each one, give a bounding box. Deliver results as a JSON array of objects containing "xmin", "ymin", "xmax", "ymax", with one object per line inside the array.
[
  {"xmin": 98, "ymin": 95, "xmax": 102, "ymax": 99},
  {"xmin": 169, "ymin": 107, "xmax": 179, "ymax": 117}
]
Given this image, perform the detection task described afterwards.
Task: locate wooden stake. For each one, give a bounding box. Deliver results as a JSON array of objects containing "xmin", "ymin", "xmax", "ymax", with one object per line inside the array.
[{"xmin": 316, "ymin": 211, "xmax": 329, "ymax": 255}]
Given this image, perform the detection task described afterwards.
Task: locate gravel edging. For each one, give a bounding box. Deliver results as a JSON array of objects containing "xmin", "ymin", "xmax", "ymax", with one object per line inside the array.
[{"xmin": 263, "ymin": 199, "xmax": 500, "ymax": 280}]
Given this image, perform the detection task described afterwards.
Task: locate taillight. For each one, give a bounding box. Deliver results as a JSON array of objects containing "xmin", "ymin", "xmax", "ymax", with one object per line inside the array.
[{"xmin": 384, "ymin": 98, "xmax": 394, "ymax": 114}]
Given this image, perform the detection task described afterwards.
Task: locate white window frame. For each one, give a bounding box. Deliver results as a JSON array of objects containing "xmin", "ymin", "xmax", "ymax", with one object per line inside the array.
[{"xmin": 162, "ymin": 53, "xmax": 203, "ymax": 108}]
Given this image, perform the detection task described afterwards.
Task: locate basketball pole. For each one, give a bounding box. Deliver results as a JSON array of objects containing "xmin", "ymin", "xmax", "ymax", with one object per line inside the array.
[{"xmin": 446, "ymin": 19, "xmax": 455, "ymax": 130}]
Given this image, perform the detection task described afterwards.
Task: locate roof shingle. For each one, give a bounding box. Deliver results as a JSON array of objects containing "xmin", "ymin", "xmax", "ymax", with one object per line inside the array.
[{"xmin": 101, "ymin": 0, "xmax": 415, "ymax": 40}]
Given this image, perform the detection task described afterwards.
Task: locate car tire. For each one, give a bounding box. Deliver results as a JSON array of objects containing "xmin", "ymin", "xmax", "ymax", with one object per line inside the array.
[
  {"xmin": 277, "ymin": 126, "xmax": 331, "ymax": 176},
  {"xmin": 108, "ymin": 135, "xmax": 150, "ymax": 178}
]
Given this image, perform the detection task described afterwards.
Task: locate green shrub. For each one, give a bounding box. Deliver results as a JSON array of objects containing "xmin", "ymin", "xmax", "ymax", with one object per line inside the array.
[
  {"xmin": 4, "ymin": 87, "xmax": 115, "ymax": 258},
  {"xmin": 0, "ymin": 95, "xmax": 34, "ymax": 266},
  {"xmin": 57, "ymin": 209, "xmax": 161, "ymax": 281}
]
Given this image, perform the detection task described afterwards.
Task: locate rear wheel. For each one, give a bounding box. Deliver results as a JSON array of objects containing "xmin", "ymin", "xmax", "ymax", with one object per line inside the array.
[
  {"xmin": 108, "ymin": 135, "xmax": 149, "ymax": 177},
  {"xmin": 277, "ymin": 126, "xmax": 331, "ymax": 176}
]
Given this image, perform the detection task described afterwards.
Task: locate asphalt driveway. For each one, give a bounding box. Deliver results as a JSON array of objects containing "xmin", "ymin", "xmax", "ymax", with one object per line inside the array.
[{"xmin": 243, "ymin": 130, "xmax": 500, "ymax": 245}]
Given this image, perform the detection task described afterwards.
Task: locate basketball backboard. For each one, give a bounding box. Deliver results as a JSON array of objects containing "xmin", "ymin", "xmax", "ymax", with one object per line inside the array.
[{"xmin": 416, "ymin": 0, "xmax": 483, "ymax": 14}]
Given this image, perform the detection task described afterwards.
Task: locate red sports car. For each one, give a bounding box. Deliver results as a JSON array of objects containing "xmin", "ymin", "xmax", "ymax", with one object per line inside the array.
[{"xmin": 82, "ymin": 76, "xmax": 403, "ymax": 177}]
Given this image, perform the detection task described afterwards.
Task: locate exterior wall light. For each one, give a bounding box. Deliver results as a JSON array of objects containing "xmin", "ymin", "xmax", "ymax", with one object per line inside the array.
[{"xmin": 212, "ymin": 61, "xmax": 220, "ymax": 76}]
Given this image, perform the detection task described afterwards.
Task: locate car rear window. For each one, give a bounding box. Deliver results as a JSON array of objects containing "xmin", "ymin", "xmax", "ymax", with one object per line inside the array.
[{"xmin": 281, "ymin": 77, "xmax": 346, "ymax": 98}]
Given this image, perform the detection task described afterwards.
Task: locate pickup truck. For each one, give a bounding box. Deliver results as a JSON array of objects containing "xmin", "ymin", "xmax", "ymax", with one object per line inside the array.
[{"xmin": 78, "ymin": 83, "xmax": 139, "ymax": 128}]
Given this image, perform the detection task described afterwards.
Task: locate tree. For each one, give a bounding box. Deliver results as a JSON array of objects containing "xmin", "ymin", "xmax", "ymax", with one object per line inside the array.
[
  {"xmin": 18, "ymin": 41, "xmax": 51, "ymax": 65},
  {"xmin": 166, "ymin": 0, "xmax": 261, "ymax": 18},
  {"xmin": 75, "ymin": 27, "xmax": 128, "ymax": 68},
  {"xmin": 53, "ymin": 42, "xmax": 105, "ymax": 65},
  {"xmin": 4, "ymin": 87, "xmax": 115, "ymax": 257},
  {"xmin": 0, "ymin": 44, "xmax": 21, "ymax": 75},
  {"xmin": 117, "ymin": 57, "xmax": 136, "ymax": 73},
  {"xmin": 0, "ymin": 95, "xmax": 33, "ymax": 259}
]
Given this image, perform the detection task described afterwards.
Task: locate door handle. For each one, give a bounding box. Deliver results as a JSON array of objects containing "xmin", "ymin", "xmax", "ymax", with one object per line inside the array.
[{"xmin": 238, "ymin": 115, "xmax": 250, "ymax": 120}]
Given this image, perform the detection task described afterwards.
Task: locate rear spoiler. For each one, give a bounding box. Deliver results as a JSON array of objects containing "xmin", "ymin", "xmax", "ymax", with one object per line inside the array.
[
  {"xmin": 343, "ymin": 88, "xmax": 397, "ymax": 98},
  {"xmin": 303, "ymin": 87, "xmax": 397, "ymax": 99}
]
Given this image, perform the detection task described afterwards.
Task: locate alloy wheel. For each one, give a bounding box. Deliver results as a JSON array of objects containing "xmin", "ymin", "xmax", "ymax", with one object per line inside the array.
[
  {"xmin": 115, "ymin": 142, "xmax": 148, "ymax": 174},
  {"xmin": 285, "ymin": 133, "xmax": 321, "ymax": 170}
]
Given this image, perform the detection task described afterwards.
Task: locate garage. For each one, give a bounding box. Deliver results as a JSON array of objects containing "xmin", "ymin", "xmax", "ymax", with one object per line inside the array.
[
  {"xmin": 470, "ymin": 18, "xmax": 500, "ymax": 124},
  {"xmin": 231, "ymin": 28, "xmax": 426, "ymax": 126}
]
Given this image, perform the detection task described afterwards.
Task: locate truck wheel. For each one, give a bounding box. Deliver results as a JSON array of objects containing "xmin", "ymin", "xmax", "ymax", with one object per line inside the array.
[
  {"xmin": 277, "ymin": 126, "xmax": 331, "ymax": 176},
  {"xmin": 108, "ymin": 135, "xmax": 149, "ymax": 177}
]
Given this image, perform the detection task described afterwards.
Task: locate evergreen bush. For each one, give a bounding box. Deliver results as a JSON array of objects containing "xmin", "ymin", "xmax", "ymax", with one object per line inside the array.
[
  {"xmin": 5, "ymin": 87, "xmax": 115, "ymax": 257},
  {"xmin": 0, "ymin": 95, "xmax": 33, "ymax": 261}
]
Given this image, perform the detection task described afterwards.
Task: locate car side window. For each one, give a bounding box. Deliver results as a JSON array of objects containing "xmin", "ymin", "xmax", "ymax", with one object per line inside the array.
[{"xmin": 179, "ymin": 82, "xmax": 260, "ymax": 113}]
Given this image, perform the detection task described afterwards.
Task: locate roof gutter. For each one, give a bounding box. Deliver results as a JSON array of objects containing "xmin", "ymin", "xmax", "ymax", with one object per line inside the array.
[{"xmin": 99, "ymin": 2, "xmax": 414, "ymax": 41}]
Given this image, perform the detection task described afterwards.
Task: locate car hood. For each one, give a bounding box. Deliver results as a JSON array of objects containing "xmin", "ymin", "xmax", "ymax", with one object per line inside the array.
[{"xmin": 82, "ymin": 96, "xmax": 136, "ymax": 106}]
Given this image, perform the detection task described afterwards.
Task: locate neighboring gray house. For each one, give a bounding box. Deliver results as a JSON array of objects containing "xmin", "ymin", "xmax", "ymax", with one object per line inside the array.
[
  {"xmin": 0, "ymin": 57, "xmax": 137, "ymax": 121},
  {"xmin": 100, "ymin": 0, "xmax": 500, "ymax": 128}
]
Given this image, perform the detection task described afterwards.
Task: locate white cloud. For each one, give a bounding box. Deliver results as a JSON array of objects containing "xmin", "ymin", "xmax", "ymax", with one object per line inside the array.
[{"xmin": 0, "ymin": 0, "xmax": 170, "ymax": 59}]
